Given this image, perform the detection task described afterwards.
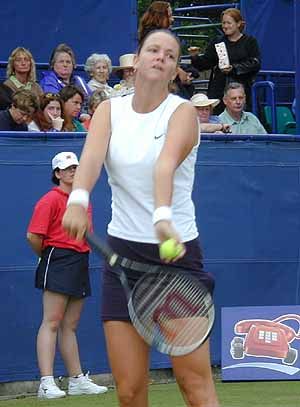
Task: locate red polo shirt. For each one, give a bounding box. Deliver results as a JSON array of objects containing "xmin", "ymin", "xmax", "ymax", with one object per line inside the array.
[{"xmin": 28, "ymin": 187, "xmax": 92, "ymax": 252}]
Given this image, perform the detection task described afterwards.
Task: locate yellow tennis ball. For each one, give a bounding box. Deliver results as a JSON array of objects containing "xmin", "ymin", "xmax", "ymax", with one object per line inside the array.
[{"xmin": 159, "ymin": 239, "xmax": 183, "ymax": 260}]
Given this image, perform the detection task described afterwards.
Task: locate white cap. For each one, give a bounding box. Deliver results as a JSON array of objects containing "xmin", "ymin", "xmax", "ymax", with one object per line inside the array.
[{"xmin": 52, "ymin": 152, "xmax": 79, "ymax": 170}]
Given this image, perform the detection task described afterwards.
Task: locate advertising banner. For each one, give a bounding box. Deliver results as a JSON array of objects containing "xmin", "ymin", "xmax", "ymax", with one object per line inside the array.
[{"xmin": 222, "ymin": 306, "xmax": 300, "ymax": 381}]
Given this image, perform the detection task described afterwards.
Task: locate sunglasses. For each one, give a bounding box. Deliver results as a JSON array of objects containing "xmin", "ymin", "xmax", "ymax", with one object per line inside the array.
[{"xmin": 44, "ymin": 93, "xmax": 61, "ymax": 100}]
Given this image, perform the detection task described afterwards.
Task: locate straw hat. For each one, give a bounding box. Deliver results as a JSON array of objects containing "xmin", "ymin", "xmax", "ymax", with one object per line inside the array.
[
  {"xmin": 113, "ymin": 54, "xmax": 135, "ymax": 71},
  {"xmin": 191, "ymin": 93, "xmax": 220, "ymax": 108}
]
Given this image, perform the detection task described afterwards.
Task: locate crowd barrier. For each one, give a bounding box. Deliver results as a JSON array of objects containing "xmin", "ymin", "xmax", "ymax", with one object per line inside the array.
[{"xmin": 1, "ymin": 132, "xmax": 300, "ymax": 382}]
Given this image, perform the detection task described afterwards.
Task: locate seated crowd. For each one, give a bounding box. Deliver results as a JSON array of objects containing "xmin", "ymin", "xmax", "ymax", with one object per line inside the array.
[
  {"xmin": 0, "ymin": 44, "xmax": 136, "ymax": 132},
  {"xmin": 0, "ymin": 42, "xmax": 267, "ymax": 134}
]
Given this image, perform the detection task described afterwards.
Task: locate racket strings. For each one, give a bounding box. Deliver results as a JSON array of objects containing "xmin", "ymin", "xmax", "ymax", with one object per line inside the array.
[
  {"xmin": 134, "ymin": 271, "xmax": 172, "ymax": 316},
  {"xmin": 130, "ymin": 271, "xmax": 214, "ymax": 354},
  {"xmin": 135, "ymin": 272, "xmax": 194, "ymax": 334},
  {"xmin": 134, "ymin": 273, "xmax": 204, "ymax": 323},
  {"xmin": 131, "ymin": 271, "xmax": 175, "ymax": 340},
  {"xmin": 162, "ymin": 295, "xmax": 214, "ymax": 346},
  {"xmin": 152, "ymin": 282, "xmax": 212, "ymax": 346}
]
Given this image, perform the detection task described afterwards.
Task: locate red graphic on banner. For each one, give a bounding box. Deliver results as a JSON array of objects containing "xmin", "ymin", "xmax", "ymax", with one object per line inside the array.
[{"xmin": 230, "ymin": 314, "xmax": 300, "ymax": 365}]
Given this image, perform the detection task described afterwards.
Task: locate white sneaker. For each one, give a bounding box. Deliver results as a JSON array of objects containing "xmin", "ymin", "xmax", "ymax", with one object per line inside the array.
[
  {"xmin": 68, "ymin": 372, "xmax": 108, "ymax": 395},
  {"xmin": 37, "ymin": 378, "xmax": 66, "ymax": 399}
]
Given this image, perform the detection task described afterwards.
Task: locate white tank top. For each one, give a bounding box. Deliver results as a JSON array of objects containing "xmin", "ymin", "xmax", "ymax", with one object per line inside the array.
[{"xmin": 105, "ymin": 93, "xmax": 199, "ymax": 243}]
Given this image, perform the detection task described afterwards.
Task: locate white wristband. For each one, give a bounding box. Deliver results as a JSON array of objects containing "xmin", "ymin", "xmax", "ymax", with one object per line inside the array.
[
  {"xmin": 152, "ymin": 206, "xmax": 172, "ymax": 225},
  {"xmin": 67, "ymin": 189, "xmax": 89, "ymax": 209}
]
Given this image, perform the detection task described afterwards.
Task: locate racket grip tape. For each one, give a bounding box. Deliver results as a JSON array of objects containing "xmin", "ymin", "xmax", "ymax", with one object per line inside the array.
[{"xmin": 85, "ymin": 231, "xmax": 118, "ymax": 266}]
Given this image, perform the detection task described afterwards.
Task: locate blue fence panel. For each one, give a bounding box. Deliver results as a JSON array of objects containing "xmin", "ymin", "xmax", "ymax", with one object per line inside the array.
[
  {"xmin": 1, "ymin": 134, "xmax": 300, "ymax": 382},
  {"xmin": 0, "ymin": 0, "xmax": 137, "ymax": 66},
  {"xmin": 241, "ymin": 0, "xmax": 295, "ymax": 71}
]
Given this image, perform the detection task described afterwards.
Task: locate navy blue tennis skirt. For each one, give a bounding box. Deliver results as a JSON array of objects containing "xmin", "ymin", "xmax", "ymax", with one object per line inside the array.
[
  {"xmin": 35, "ymin": 247, "xmax": 91, "ymax": 298},
  {"xmin": 101, "ymin": 236, "xmax": 214, "ymax": 321}
]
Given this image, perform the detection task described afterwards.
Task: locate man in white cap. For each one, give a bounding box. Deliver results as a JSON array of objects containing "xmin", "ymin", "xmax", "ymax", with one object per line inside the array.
[
  {"xmin": 112, "ymin": 53, "xmax": 135, "ymax": 97},
  {"xmin": 27, "ymin": 152, "xmax": 108, "ymax": 399},
  {"xmin": 191, "ymin": 93, "xmax": 231, "ymax": 133}
]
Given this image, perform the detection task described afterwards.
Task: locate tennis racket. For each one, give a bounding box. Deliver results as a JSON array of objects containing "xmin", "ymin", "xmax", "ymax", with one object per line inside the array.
[{"xmin": 86, "ymin": 231, "xmax": 215, "ymax": 356}]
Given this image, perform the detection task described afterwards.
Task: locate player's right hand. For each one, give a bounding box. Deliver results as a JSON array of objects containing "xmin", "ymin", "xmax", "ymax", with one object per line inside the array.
[{"xmin": 62, "ymin": 204, "xmax": 89, "ymax": 241}]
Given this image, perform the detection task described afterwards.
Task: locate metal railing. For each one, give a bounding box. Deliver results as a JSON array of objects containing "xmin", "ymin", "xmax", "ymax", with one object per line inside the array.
[
  {"xmin": 174, "ymin": 3, "xmax": 239, "ymax": 12},
  {"xmin": 172, "ymin": 23, "xmax": 222, "ymax": 32},
  {"xmin": 172, "ymin": 2, "xmax": 239, "ymax": 40},
  {"xmin": 252, "ymin": 81, "xmax": 277, "ymax": 133}
]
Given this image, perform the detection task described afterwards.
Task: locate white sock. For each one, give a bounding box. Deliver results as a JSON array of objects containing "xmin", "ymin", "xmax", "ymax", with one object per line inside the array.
[
  {"xmin": 41, "ymin": 375, "xmax": 54, "ymax": 383},
  {"xmin": 69, "ymin": 373, "xmax": 83, "ymax": 383}
]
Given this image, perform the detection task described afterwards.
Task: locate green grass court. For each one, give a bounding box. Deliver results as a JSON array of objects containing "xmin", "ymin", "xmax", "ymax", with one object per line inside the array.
[{"xmin": 0, "ymin": 381, "xmax": 298, "ymax": 406}]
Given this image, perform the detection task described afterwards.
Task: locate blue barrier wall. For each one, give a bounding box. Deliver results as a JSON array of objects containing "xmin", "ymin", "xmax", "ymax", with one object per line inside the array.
[
  {"xmin": 0, "ymin": 0, "xmax": 137, "ymax": 66},
  {"xmin": 241, "ymin": 0, "xmax": 296, "ymax": 71},
  {"xmin": 1, "ymin": 134, "xmax": 300, "ymax": 382}
]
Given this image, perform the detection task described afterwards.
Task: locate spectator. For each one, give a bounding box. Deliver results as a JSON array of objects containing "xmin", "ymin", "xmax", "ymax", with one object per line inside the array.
[
  {"xmin": 219, "ymin": 82, "xmax": 267, "ymax": 134},
  {"xmin": 0, "ymin": 89, "xmax": 39, "ymax": 131},
  {"xmin": 60, "ymin": 85, "xmax": 86, "ymax": 132},
  {"xmin": 27, "ymin": 151, "xmax": 108, "ymax": 399},
  {"xmin": 28, "ymin": 93, "xmax": 64, "ymax": 132},
  {"xmin": 111, "ymin": 54, "xmax": 135, "ymax": 97},
  {"xmin": 189, "ymin": 8, "xmax": 261, "ymax": 114},
  {"xmin": 0, "ymin": 83, "xmax": 13, "ymax": 110},
  {"xmin": 39, "ymin": 43, "xmax": 91, "ymax": 99},
  {"xmin": 138, "ymin": 1, "xmax": 173, "ymax": 42},
  {"xmin": 172, "ymin": 65, "xmax": 199, "ymax": 100},
  {"xmin": 4, "ymin": 47, "xmax": 43, "ymax": 102},
  {"xmin": 84, "ymin": 53, "xmax": 113, "ymax": 96},
  {"xmin": 83, "ymin": 89, "xmax": 108, "ymax": 130},
  {"xmin": 191, "ymin": 93, "xmax": 231, "ymax": 133}
]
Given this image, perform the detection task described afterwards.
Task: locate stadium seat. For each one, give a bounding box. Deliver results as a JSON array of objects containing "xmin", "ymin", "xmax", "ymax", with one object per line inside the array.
[{"xmin": 264, "ymin": 106, "xmax": 296, "ymax": 134}]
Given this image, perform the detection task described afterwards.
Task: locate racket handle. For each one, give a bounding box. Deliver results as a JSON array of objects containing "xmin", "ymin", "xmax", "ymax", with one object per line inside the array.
[{"xmin": 85, "ymin": 231, "xmax": 119, "ymax": 266}]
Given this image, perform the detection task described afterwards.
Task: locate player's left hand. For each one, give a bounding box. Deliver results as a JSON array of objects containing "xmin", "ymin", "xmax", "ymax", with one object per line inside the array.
[{"xmin": 154, "ymin": 220, "xmax": 186, "ymax": 261}]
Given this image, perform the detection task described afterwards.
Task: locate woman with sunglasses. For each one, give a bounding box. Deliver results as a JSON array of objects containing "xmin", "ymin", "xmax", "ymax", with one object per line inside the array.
[
  {"xmin": 29, "ymin": 93, "xmax": 64, "ymax": 132},
  {"xmin": 4, "ymin": 47, "xmax": 43, "ymax": 102}
]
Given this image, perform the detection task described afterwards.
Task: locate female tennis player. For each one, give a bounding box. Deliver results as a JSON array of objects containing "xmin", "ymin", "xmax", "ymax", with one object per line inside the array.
[{"xmin": 63, "ymin": 30, "xmax": 219, "ymax": 407}]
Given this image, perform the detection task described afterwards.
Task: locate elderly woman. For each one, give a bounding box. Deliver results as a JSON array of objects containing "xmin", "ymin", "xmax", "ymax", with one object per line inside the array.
[
  {"xmin": 4, "ymin": 47, "xmax": 43, "ymax": 101},
  {"xmin": 84, "ymin": 53, "xmax": 113, "ymax": 96},
  {"xmin": 111, "ymin": 53, "xmax": 135, "ymax": 97},
  {"xmin": 191, "ymin": 93, "xmax": 231, "ymax": 133},
  {"xmin": 40, "ymin": 43, "xmax": 91, "ymax": 98}
]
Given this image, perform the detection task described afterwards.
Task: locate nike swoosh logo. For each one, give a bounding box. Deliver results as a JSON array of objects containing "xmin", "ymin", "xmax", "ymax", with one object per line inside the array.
[{"xmin": 154, "ymin": 133, "xmax": 165, "ymax": 140}]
